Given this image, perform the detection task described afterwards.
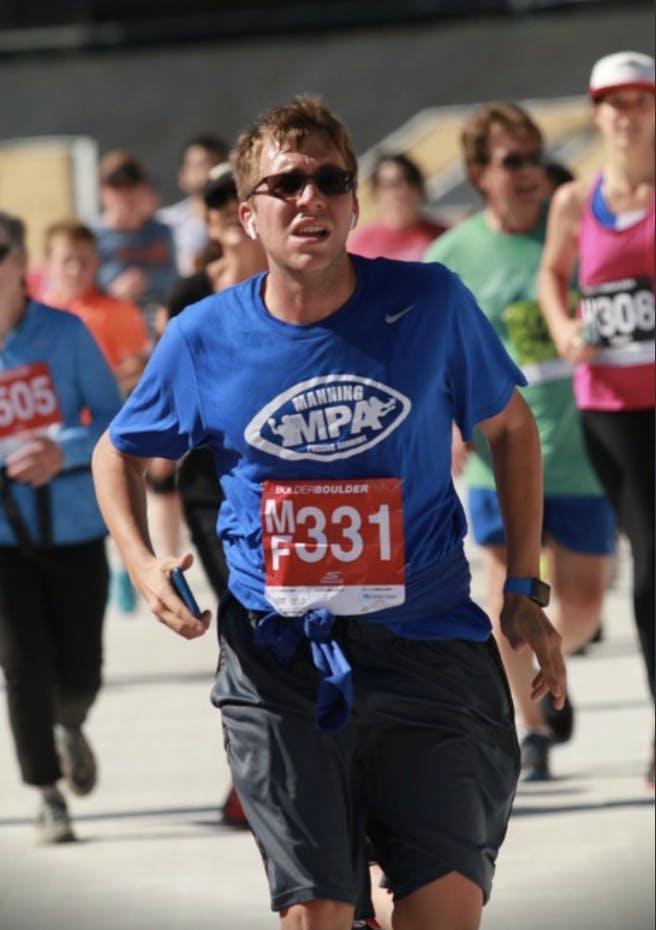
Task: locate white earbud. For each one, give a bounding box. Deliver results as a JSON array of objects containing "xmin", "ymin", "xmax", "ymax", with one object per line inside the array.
[
  {"xmin": 349, "ymin": 212, "xmax": 357, "ymax": 230},
  {"xmin": 245, "ymin": 217, "xmax": 257, "ymax": 239}
]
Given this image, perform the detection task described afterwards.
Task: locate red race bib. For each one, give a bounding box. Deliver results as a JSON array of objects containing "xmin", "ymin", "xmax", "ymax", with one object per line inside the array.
[
  {"xmin": 261, "ymin": 477, "xmax": 405, "ymax": 616},
  {"xmin": 0, "ymin": 362, "xmax": 62, "ymax": 456}
]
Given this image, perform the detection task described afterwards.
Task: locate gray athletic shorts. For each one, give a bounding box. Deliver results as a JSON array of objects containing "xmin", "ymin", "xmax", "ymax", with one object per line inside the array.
[{"xmin": 211, "ymin": 593, "xmax": 520, "ymax": 915}]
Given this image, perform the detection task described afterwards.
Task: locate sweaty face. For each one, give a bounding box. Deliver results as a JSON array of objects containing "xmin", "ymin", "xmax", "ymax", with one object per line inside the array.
[{"xmin": 240, "ymin": 132, "xmax": 357, "ymax": 277}]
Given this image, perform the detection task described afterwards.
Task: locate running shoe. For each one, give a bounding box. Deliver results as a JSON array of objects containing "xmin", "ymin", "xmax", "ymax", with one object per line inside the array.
[
  {"xmin": 520, "ymin": 731, "xmax": 551, "ymax": 782},
  {"xmin": 540, "ymin": 691, "xmax": 575, "ymax": 745},
  {"xmin": 36, "ymin": 789, "xmax": 76, "ymax": 845},
  {"xmin": 54, "ymin": 724, "xmax": 97, "ymax": 796}
]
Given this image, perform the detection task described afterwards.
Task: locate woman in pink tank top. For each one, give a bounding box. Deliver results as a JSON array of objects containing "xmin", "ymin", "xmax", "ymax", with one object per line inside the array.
[{"xmin": 538, "ymin": 51, "xmax": 655, "ymax": 784}]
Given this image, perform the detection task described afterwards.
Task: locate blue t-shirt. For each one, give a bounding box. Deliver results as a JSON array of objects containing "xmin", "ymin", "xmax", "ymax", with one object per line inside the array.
[
  {"xmin": 0, "ymin": 301, "xmax": 122, "ymax": 546},
  {"xmin": 111, "ymin": 256, "xmax": 525, "ymax": 640}
]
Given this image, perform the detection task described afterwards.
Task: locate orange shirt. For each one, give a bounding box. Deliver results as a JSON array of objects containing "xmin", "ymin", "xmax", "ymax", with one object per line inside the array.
[{"xmin": 42, "ymin": 288, "xmax": 149, "ymax": 372}]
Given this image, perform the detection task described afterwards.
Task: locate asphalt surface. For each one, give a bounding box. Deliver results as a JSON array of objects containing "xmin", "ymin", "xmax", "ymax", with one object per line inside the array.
[{"xmin": 0, "ymin": 528, "xmax": 653, "ymax": 930}]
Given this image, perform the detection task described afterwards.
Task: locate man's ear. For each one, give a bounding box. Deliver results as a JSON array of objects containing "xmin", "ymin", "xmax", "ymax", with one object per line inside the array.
[
  {"xmin": 350, "ymin": 194, "xmax": 360, "ymax": 230},
  {"xmin": 239, "ymin": 202, "xmax": 257, "ymax": 239},
  {"xmin": 467, "ymin": 163, "xmax": 486, "ymax": 195}
]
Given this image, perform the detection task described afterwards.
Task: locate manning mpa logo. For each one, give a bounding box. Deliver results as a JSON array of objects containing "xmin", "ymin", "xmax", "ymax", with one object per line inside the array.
[{"xmin": 244, "ymin": 374, "xmax": 411, "ymax": 461}]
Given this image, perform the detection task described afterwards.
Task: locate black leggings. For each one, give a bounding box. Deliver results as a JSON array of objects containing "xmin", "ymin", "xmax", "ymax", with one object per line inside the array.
[
  {"xmin": 0, "ymin": 539, "xmax": 109, "ymax": 785},
  {"xmin": 581, "ymin": 408, "xmax": 654, "ymax": 700}
]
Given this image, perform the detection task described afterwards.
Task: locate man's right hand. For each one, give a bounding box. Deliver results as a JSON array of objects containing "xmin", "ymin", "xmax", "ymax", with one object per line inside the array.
[{"xmin": 134, "ymin": 551, "xmax": 211, "ymax": 639}]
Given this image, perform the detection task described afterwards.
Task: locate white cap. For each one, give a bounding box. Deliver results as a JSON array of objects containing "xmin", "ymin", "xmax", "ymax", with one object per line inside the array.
[{"xmin": 589, "ymin": 51, "xmax": 655, "ymax": 99}]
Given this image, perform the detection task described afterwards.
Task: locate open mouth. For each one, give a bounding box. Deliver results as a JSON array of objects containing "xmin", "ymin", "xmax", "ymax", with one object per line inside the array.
[{"xmin": 293, "ymin": 223, "xmax": 329, "ymax": 241}]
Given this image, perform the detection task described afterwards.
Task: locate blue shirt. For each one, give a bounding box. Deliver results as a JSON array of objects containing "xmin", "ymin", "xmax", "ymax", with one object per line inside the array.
[
  {"xmin": 111, "ymin": 256, "xmax": 525, "ymax": 635},
  {"xmin": 0, "ymin": 301, "xmax": 122, "ymax": 546},
  {"xmin": 110, "ymin": 256, "xmax": 526, "ymax": 730}
]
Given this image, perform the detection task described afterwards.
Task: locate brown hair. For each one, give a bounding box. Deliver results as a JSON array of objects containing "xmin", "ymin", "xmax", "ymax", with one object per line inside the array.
[
  {"xmin": 230, "ymin": 95, "xmax": 358, "ymax": 200},
  {"xmin": 460, "ymin": 102, "xmax": 543, "ymax": 188},
  {"xmin": 44, "ymin": 219, "xmax": 96, "ymax": 255}
]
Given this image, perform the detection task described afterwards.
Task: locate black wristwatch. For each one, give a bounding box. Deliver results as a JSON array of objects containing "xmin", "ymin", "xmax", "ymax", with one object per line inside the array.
[{"xmin": 503, "ymin": 577, "xmax": 551, "ymax": 607}]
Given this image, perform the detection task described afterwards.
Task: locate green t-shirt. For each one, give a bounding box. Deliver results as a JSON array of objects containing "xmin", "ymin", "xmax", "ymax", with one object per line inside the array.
[{"xmin": 424, "ymin": 208, "xmax": 602, "ymax": 496}]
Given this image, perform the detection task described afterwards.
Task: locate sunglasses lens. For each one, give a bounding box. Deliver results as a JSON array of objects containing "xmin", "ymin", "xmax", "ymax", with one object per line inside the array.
[
  {"xmin": 0, "ymin": 243, "xmax": 11, "ymax": 262},
  {"xmin": 315, "ymin": 168, "xmax": 353, "ymax": 194},
  {"xmin": 501, "ymin": 152, "xmax": 542, "ymax": 170},
  {"xmin": 264, "ymin": 168, "xmax": 353, "ymax": 198},
  {"xmin": 270, "ymin": 172, "xmax": 305, "ymax": 197}
]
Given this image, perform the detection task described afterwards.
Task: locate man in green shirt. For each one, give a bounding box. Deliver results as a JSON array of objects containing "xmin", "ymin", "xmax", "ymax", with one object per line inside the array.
[{"xmin": 425, "ymin": 102, "xmax": 614, "ymax": 781}]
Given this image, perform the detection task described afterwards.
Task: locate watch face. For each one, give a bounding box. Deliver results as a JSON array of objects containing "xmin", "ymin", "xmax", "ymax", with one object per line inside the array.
[{"xmin": 532, "ymin": 578, "xmax": 551, "ymax": 607}]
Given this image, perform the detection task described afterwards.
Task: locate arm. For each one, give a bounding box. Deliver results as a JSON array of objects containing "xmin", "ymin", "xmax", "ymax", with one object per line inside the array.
[
  {"xmin": 477, "ymin": 389, "xmax": 566, "ymax": 707},
  {"xmin": 91, "ymin": 431, "xmax": 210, "ymax": 639},
  {"xmin": 537, "ymin": 180, "xmax": 597, "ymax": 364}
]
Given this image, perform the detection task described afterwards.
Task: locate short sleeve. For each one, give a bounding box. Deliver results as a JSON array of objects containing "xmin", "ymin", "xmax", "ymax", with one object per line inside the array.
[
  {"xmin": 109, "ymin": 316, "xmax": 207, "ymax": 459},
  {"xmin": 443, "ymin": 269, "xmax": 526, "ymax": 439}
]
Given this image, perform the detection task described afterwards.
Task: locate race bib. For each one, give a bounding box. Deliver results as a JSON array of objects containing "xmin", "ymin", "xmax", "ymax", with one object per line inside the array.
[
  {"xmin": 0, "ymin": 362, "xmax": 62, "ymax": 458},
  {"xmin": 261, "ymin": 477, "xmax": 405, "ymax": 616},
  {"xmin": 580, "ymin": 277, "xmax": 655, "ymax": 348}
]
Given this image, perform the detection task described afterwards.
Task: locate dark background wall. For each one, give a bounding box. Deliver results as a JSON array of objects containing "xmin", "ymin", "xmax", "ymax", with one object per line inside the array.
[{"xmin": 1, "ymin": 3, "xmax": 653, "ymax": 201}]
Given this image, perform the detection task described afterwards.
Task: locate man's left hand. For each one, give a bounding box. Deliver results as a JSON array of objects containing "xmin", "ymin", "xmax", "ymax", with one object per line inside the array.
[{"xmin": 500, "ymin": 593, "xmax": 567, "ymax": 708}]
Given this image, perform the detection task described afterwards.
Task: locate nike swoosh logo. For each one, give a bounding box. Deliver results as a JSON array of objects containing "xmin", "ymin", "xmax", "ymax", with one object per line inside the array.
[{"xmin": 384, "ymin": 304, "xmax": 415, "ymax": 324}]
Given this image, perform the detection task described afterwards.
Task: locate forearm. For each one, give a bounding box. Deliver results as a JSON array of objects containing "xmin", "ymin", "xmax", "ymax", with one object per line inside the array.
[
  {"xmin": 537, "ymin": 264, "xmax": 575, "ymax": 354},
  {"xmin": 91, "ymin": 430, "xmax": 154, "ymax": 571}
]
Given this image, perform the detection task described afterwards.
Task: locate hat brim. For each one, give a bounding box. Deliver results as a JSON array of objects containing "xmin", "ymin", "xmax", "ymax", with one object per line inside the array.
[{"xmin": 590, "ymin": 79, "xmax": 656, "ymax": 99}]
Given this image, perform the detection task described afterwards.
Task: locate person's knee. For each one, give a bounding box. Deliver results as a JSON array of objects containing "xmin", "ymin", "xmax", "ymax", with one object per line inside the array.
[
  {"xmin": 392, "ymin": 871, "xmax": 483, "ymax": 930},
  {"xmin": 279, "ymin": 898, "xmax": 353, "ymax": 930}
]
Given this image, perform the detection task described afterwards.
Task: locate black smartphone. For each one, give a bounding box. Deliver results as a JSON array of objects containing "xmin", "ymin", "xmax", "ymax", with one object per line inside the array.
[{"xmin": 170, "ymin": 567, "xmax": 202, "ymax": 618}]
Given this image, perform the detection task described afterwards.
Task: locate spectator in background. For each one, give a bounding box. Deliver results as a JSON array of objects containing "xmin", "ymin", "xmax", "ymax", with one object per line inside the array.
[
  {"xmin": 0, "ymin": 211, "xmax": 121, "ymax": 844},
  {"xmin": 424, "ymin": 102, "xmax": 614, "ymax": 783},
  {"xmin": 94, "ymin": 149, "xmax": 177, "ymax": 340},
  {"xmin": 41, "ymin": 220, "xmax": 149, "ymax": 396},
  {"xmin": 348, "ymin": 151, "xmax": 447, "ymax": 260},
  {"xmin": 157, "ymin": 134, "xmax": 228, "ymax": 275}
]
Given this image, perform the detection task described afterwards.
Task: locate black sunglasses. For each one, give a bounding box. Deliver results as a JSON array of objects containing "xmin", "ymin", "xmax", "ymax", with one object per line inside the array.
[
  {"xmin": 499, "ymin": 151, "xmax": 543, "ymax": 171},
  {"xmin": 247, "ymin": 166, "xmax": 355, "ymax": 200},
  {"xmin": 0, "ymin": 243, "xmax": 12, "ymax": 262},
  {"xmin": 204, "ymin": 182, "xmax": 238, "ymax": 210}
]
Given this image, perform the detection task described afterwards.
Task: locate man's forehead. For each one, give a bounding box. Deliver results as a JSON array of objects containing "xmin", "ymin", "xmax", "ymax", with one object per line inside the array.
[{"xmin": 259, "ymin": 132, "xmax": 342, "ymax": 167}]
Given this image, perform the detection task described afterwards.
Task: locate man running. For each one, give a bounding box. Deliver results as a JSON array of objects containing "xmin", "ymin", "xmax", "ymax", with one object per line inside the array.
[{"xmin": 92, "ymin": 96, "xmax": 565, "ymax": 930}]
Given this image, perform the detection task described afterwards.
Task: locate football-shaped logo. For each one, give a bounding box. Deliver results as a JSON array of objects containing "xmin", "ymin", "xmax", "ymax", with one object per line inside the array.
[{"xmin": 244, "ymin": 374, "xmax": 411, "ymax": 461}]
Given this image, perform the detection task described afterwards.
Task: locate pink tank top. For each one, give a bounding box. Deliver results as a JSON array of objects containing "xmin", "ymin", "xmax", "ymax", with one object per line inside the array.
[{"xmin": 576, "ymin": 174, "xmax": 655, "ymax": 410}]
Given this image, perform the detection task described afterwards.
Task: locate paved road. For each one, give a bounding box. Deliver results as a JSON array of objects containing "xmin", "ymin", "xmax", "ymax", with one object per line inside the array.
[{"xmin": 0, "ymin": 535, "xmax": 653, "ymax": 930}]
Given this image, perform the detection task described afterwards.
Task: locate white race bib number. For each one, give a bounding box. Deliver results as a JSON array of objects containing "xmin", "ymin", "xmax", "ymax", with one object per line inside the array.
[{"xmin": 0, "ymin": 362, "xmax": 62, "ymax": 458}]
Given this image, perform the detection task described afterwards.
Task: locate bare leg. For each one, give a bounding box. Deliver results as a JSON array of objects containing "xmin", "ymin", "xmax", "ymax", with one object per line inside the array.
[
  {"xmin": 279, "ymin": 899, "xmax": 353, "ymax": 930},
  {"xmin": 391, "ymin": 871, "xmax": 483, "ymax": 930},
  {"xmin": 542, "ymin": 539, "xmax": 607, "ymax": 655},
  {"xmin": 370, "ymin": 863, "xmax": 393, "ymax": 930}
]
